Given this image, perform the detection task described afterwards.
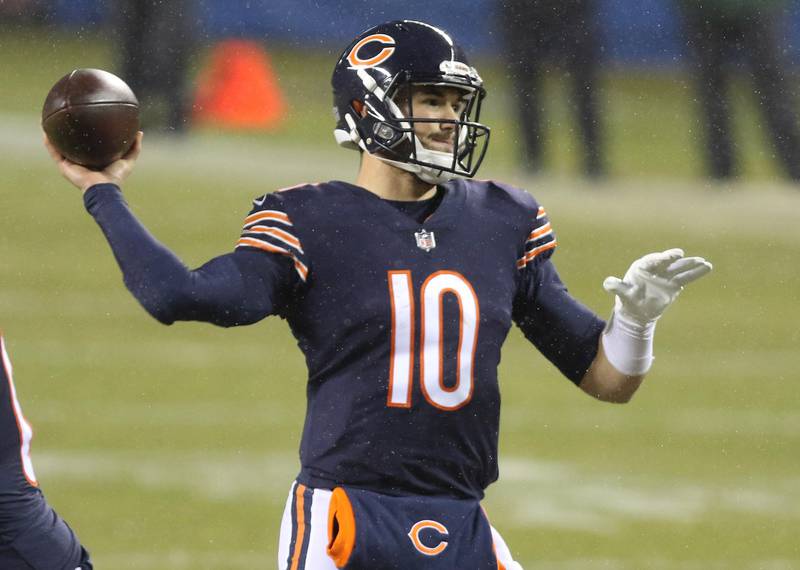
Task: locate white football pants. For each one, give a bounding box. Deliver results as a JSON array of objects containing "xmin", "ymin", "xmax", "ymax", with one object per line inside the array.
[{"xmin": 277, "ymin": 481, "xmax": 523, "ymax": 569}]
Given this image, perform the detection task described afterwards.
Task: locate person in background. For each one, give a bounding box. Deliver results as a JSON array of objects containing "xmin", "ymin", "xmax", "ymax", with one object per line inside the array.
[
  {"xmin": 498, "ymin": 0, "xmax": 606, "ymax": 178},
  {"xmin": 678, "ymin": 0, "xmax": 800, "ymax": 181},
  {"xmin": 0, "ymin": 0, "xmax": 46, "ymax": 23},
  {"xmin": 112, "ymin": 0, "xmax": 195, "ymax": 134}
]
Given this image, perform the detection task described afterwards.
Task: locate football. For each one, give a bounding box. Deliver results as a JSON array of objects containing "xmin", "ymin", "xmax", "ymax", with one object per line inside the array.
[{"xmin": 42, "ymin": 68, "xmax": 139, "ymax": 169}]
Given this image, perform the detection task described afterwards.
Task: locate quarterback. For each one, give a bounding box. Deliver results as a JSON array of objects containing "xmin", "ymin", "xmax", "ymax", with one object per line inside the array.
[{"xmin": 45, "ymin": 20, "xmax": 711, "ymax": 570}]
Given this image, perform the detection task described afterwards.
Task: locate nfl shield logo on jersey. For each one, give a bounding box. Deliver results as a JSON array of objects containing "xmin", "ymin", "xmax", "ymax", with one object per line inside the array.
[{"xmin": 414, "ymin": 229, "xmax": 436, "ymax": 252}]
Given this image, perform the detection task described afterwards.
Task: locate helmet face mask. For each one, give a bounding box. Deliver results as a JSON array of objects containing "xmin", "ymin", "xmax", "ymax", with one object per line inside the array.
[
  {"xmin": 376, "ymin": 78, "xmax": 489, "ymax": 180},
  {"xmin": 332, "ymin": 20, "xmax": 491, "ymax": 184}
]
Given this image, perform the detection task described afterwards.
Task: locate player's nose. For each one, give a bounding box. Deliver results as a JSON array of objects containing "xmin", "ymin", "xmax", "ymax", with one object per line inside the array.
[
  {"xmin": 442, "ymin": 105, "xmax": 460, "ymax": 123},
  {"xmin": 438, "ymin": 113, "xmax": 458, "ymax": 131}
]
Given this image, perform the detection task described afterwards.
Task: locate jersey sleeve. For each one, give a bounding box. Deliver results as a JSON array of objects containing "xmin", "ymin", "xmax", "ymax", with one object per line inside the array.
[
  {"xmin": 236, "ymin": 192, "xmax": 309, "ymax": 284},
  {"xmin": 84, "ymin": 184, "xmax": 292, "ymax": 326},
  {"xmin": 512, "ymin": 202, "xmax": 605, "ymax": 384}
]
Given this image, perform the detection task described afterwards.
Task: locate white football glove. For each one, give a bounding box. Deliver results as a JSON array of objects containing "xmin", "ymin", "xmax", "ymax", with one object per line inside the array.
[{"xmin": 603, "ymin": 248, "xmax": 713, "ymax": 325}]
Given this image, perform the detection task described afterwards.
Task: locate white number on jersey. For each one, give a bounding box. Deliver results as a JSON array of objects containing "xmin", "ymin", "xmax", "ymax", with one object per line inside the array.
[{"xmin": 387, "ymin": 270, "xmax": 479, "ymax": 411}]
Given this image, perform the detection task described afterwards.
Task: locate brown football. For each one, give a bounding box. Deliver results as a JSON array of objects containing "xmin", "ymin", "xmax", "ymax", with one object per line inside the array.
[{"xmin": 42, "ymin": 69, "xmax": 139, "ymax": 169}]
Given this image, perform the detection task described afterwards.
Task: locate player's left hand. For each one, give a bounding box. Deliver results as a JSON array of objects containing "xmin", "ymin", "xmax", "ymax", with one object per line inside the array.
[
  {"xmin": 603, "ymin": 248, "xmax": 713, "ymax": 324},
  {"xmin": 44, "ymin": 130, "xmax": 143, "ymax": 194}
]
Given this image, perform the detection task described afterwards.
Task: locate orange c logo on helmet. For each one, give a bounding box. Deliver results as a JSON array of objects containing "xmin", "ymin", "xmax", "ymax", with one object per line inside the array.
[
  {"xmin": 347, "ymin": 33, "xmax": 396, "ymax": 68},
  {"xmin": 408, "ymin": 520, "xmax": 449, "ymax": 556}
]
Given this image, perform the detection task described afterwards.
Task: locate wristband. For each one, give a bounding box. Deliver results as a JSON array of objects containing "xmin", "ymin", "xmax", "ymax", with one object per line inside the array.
[{"xmin": 601, "ymin": 308, "xmax": 656, "ymax": 376}]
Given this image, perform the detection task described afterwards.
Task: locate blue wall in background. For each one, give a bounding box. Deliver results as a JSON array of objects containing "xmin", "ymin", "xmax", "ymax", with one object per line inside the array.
[{"xmin": 51, "ymin": 0, "xmax": 799, "ymax": 64}]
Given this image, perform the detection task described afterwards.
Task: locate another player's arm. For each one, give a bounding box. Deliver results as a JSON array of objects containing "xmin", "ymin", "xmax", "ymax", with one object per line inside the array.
[
  {"xmin": 44, "ymin": 132, "xmax": 290, "ymax": 326},
  {"xmin": 0, "ymin": 334, "xmax": 94, "ymax": 568},
  {"xmin": 579, "ymin": 249, "xmax": 713, "ymax": 403}
]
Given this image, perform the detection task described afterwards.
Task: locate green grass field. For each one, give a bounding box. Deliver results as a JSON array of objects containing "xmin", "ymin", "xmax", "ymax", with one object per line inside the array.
[{"xmin": 1, "ymin": 26, "xmax": 799, "ymax": 569}]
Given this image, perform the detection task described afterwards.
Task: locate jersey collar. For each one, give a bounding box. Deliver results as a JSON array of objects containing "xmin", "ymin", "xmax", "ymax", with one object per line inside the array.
[{"xmin": 333, "ymin": 179, "xmax": 466, "ymax": 231}]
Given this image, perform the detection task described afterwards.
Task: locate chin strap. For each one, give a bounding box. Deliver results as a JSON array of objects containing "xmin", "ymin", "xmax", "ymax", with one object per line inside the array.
[
  {"xmin": 375, "ymin": 152, "xmax": 456, "ymax": 185},
  {"xmin": 338, "ymin": 115, "xmax": 458, "ymax": 184}
]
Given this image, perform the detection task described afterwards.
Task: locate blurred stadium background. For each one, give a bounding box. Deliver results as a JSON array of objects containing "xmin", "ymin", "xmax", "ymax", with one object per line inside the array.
[{"xmin": 1, "ymin": 1, "xmax": 799, "ymax": 568}]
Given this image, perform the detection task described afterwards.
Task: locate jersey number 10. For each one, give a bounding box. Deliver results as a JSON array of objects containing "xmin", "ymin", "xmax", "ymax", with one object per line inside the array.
[{"xmin": 387, "ymin": 270, "xmax": 479, "ymax": 411}]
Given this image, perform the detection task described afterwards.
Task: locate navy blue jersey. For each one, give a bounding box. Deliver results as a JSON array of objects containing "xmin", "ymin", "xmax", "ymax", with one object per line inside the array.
[
  {"xmin": 0, "ymin": 336, "xmax": 91, "ymax": 569},
  {"xmin": 234, "ymin": 179, "xmax": 605, "ymax": 499},
  {"xmin": 84, "ymin": 179, "xmax": 603, "ymax": 500}
]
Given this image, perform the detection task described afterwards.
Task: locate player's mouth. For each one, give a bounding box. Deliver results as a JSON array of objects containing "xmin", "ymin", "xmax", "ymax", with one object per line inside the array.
[{"xmin": 426, "ymin": 134, "xmax": 455, "ymax": 152}]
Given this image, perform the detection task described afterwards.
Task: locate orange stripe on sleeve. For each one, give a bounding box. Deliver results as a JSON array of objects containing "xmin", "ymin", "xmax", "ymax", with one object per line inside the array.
[
  {"xmin": 243, "ymin": 210, "xmax": 292, "ymax": 227},
  {"xmin": 236, "ymin": 238, "xmax": 308, "ymax": 282},
  {"xmin": 517, "ymin": 240, "xmax": 558, "ymax": 268},
  {"xmin": 236, "ymin": 237, "xmax": 290, "ymax": 256},
  {"xmin": 245, "ymin": 226, "xmax": 304, "ymax": 252},
  {"xmin": 294, "ymin": 259, "xmax": 309, "ymax": 282},
  {"xmin": 528, "ymin": 222, "xmax": 552, "ymax": 241},
  {"xmin": 524, "ymin": 240, "xmax": 557, "ymax": 263}
]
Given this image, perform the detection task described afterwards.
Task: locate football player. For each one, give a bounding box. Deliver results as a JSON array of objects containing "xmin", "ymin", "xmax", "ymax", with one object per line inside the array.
[
  {"xmin": 0, "ymin": 333, "xmax": 93, "ymax": 569},
  {"xmin": 45, "ymin": 20, "xmax": 712, "ymax": 569}
]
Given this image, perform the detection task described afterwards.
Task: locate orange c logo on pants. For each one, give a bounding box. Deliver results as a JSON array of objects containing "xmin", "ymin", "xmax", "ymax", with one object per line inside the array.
[
  {"xmin": 408, "ymin": 520, "xmax": 449, "ymax": 556},
  {"xmin": 347, "ymin": 34, "xmax": 396, "ymax": 68}
]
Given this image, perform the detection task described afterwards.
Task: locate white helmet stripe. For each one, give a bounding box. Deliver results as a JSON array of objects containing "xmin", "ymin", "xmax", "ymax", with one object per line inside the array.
[
  {"xmin": 364, "ymin": 101, "xmax": 387, "ymax": 122},
  {"xmin": 357, "ymin": 68, "xmax": 387, "ymax": 100}
]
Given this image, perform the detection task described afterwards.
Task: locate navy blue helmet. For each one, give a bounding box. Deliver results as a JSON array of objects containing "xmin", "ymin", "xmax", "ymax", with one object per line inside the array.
[{"xmin": 332, "ymin": 20, "xmax": 490, "ymax": 184}]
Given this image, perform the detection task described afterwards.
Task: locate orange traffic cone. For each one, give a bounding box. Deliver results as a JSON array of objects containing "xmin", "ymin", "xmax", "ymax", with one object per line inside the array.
[{"xmin": 192, "ymin": 39, "xmax": 287, "ymax": 130}]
